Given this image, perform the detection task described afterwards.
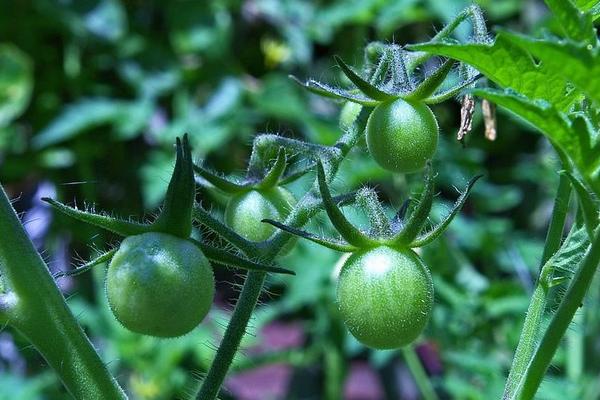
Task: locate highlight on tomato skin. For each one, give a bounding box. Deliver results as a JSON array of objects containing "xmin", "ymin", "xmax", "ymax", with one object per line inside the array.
[
  {"xmin": 366, "ymin": 98, "xmax": 439, "ymax": 174},
  {"xmin": 336, "ymin": 246, "xmax": 434, "ymax": 349},
  {"xmin": 106, "ymin": 232, "xmax": 215, "ymax": 338},
  {"xmin": 224, "ymin": 186, "xmax": 297, "ymax": 252}
]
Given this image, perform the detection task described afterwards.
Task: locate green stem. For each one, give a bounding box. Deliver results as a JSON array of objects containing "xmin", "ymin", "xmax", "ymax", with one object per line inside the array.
[
  {"xmin": 503, "ymin": 174, "xmax": 571, "ymax": 399},
  {"xmin": 196, "ymin": 270, "xmax": 267, "ymax": 400},
  {"xmin": 0, "ymin": 185, "xmax": 126, "ymax": 400},
  {"xmin": 196, "ymin": 125, "xmax": 362, "ymax": 400},
  {"xmin": 402, "ymin": 346, "xmax": 439, "ymax": 400},
  {"xmin": 516, "ymin": 228, "xmax": 600, "ymax": 399}
]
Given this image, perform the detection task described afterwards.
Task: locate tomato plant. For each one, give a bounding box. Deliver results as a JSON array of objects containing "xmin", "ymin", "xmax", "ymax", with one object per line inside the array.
[{"xmin": 0, "ymin": 2, "xmax": 599, "ymax": 400}]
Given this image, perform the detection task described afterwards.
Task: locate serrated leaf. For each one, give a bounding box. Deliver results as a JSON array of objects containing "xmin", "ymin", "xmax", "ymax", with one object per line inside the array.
[
  {"xmin": 0, "ymin": 44, "xmax": 33, "ymax": 127},
  {"xmin": 543, "ymin": 224, "xmax": 590, "ymax": 287},
  {"xmin": 409, "ymin": 33, "xmax": 579, "ymax": 110},
  {"xmin": 563, "ymin": 171, "xmax": 600, "ymax": 237},
  {"xmin": 544, "ymin": 0, "xmax": 597, "ymax": 45},
  {"xmin": 501, "ymin": 31, "xmax": 600, "ymax": 105},
  {"xmin": 473, "ymin": 88, "xmax": 600, "ymax": 194}
]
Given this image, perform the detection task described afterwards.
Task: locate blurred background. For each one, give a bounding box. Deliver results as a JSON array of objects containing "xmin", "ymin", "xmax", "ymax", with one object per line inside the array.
[{"xmin": 0, "ymin": 0, "xmax": 593, "ymax": 399}]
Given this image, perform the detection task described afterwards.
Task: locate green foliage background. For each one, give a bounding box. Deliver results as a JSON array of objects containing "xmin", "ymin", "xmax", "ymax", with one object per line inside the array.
[{"xmin": 0, "ymin": 0, "xmax": 596, "ymax": 399}]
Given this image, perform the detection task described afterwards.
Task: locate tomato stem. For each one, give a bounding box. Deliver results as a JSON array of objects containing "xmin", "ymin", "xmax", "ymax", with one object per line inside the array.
[
  {"xmin": 503, "ymin": 173, "xmax": 571, "ymax": 399},
  {"xmin": 402, "ymin": 345, "xmax": 439, "ymax": 400},
  {"xmin": 0, "ymin": 184, "xmax": 127, "ymax": 399}
]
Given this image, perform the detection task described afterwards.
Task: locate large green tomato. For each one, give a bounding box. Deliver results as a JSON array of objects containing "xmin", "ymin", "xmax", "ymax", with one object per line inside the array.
[
  {"xmin": 225, "ymin": 187, "xmax": 296, "ymax": 243},
  {"xmin": 366, "ymin": 98, "xmax": 439, "ymax": 173},
  {"xmin": 106, "ymin": 232, "xmax": 214, "ymax": 337},
  {"xmin": 336, "ymin": 246, "xmax": 433, "ymax": 349}
]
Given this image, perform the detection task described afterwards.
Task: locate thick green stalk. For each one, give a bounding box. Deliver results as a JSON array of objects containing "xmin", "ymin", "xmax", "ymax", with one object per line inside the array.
[
  {"xmin": 516, "ymin": 228, "xmax": 600, "ymax": 399},
  {"xmin": 503, "ymin": 174, "xmax": 571, "ymax": 399},
  {"xmin": 402, "ymin": 346, "xmax": 438, "ymax": 400},
  {"xmin": 0, "ymin": 185, "xmax": 126, "ymax": 399}
]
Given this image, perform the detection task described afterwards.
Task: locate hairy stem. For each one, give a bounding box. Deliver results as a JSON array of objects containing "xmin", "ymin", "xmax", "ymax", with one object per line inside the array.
[
  {"xmin": 503, "ymin": 174, "xmax": 571, "ymax": 399},
  {"xmin": 516, "ymin": 228, "xmax": 600, "ymax": 399},
  {"xmin": 196, "ymin": 127, "xmax": 362, "ymax": 400},
  {"xmin": 402, "ymin": 346, "xmax": 439, "ymax": 400},
  {"xmin": 196, "ymin": 270, "xmax": 267, "ymax": 400},
  {"xmin": 0, "ymin": 185, "xmax": 126, "ymax": 400}
]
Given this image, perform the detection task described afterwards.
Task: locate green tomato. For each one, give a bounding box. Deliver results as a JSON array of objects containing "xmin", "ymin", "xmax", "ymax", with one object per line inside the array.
[
  {"xmin": 336, "ymin": 246, "xmax": 433, "ymax": 349},
  {"xmin": 366, "ymin": 98, "xmax": 439, "ymax": 173},
  {"xmin": 225, "ymin": 187, "xmax": 296, "ymax": 243},
  {"xmin": 106, "ymin": 232, "xmax": 214, "ymax": 337}
]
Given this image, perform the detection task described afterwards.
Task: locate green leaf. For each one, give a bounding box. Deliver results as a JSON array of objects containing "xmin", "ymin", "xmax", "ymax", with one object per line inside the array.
[
  {"xmin": 409, "ymin": 33, "xmax": 579, "ymax": 110},
  {"xmin": 544, "ymin": 0, "xmax": 597, "ymax": 45},
  {"xmin": 501, "ymin": 31, "xmax": 600, "ymax": 105},
  {"xmin": 32, "ymin": 98, "xmax": 151, "ymax": 149},
  {"xmin": 0, "ymin": 44, "xmax": 33, "ymax": 127},
  {"xmin": 563, "ymin": 171, "xmax": 600, "ymax": 237},
  {"xmin": 473, "ymin": 88, "xmax": 600, "ymax": 194}
]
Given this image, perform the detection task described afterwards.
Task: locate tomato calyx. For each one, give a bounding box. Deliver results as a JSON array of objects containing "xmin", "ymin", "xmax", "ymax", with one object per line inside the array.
[
  {"xmin": 291, "ymin": 6, "xmax": 489, "ymax": 109},
  {"xmin": 264, "ymin": 160, "xmax": 482, "ymax": 252},
  {"xmin": 43, "ymin": 135, "xmax": 294, "ymax": 280}
]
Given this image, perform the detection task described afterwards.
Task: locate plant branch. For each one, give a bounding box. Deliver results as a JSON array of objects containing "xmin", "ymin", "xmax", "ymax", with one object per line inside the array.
[
  {"xmin": 0, "ymin": 185, "xmax": 127, "ymax": 399},
  {"xmin": 515, "ymin": 227, "xmax": 600, "ymax": 399},
  {"xmin": 503, "ymin": 174, "xmax": 571, "ymax": 399},
  {"xmin": 402, "ymin": 346, "xmax": 439, "ymax": 400}
]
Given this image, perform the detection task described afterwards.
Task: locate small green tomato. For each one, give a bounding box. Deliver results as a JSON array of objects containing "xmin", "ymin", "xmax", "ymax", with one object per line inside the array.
[
  {"xmin": 106, "ymin": 232, "xmax": 214, "ymax": 337},
  {"xmin": 336, "ymin": 246, "xmax": 433, "ymax": 349},
  {"xmin": 366, "ymin": 98, "xmax": 439, "ymax": 173},
  {"xmin": 225, "ymin": 187, "xmax": 296, "ymax": 242}
]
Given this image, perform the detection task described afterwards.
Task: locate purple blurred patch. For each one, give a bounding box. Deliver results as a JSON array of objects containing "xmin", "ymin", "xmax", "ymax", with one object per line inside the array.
[
  {"xmin": 225, "ymin": 322, "xmax": 304, "ymax": 400},
  {"xmin": 344, "ymin": 361, "xmax": 384, "ymax": 400}
]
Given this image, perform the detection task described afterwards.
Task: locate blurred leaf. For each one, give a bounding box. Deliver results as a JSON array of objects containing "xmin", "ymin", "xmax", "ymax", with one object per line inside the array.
[
  {"xmin": 32, "ymin": 98, "xmax": 151, "ymax": 148},
  {"xmin": 84, "ymin": 0, "xmax": 127, "ymax": 42},
  {"xmin": 0, "ymin": 44, "xmax": 33, "ymax": 127}
]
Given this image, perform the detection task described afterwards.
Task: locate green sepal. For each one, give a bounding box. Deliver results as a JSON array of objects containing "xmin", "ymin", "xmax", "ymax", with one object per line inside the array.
[
  {"xmin": 334, "ymin": 55, "xmax": 396, "ymax": 101},
  {"xmin": 403, "ymin": 59, "xmax": 456, "ymax": 102},
  {"xmin": 256, "ymin": 147, "xmax": 287, "ymax": 190},
  {"xmin": 410, "ymin": 174, "xmax": 482, "ymax": 247},
  {"xmin": 262, "ymin": 218, "xmax": 359, "ymax": 253},
  {"xmin": 190, "ymin": 239, "xmax": 294, "ymax": 275},
  {"xmin": 391, "ymin": 165, "xmax": 435, "ymax": 246},
  {"xmin": 54, "ymin": 248, "xmax": 117, "ymax": 279},
  {"xmin": 194, "ymin": 164, "xmax": 248, "ymax": 194},
  {"xmin": 423, "ymin": 74, "xmax": 481, "ymax": 104},
  {"xmin": 316, "ymin": 161, "xmax": 375, "ymax": 247},
  {"xmin": 152, "ymin": 135, "xmax": 195, "ymax": 238},
  {"xmin": 42, "ymin": 197, "xmax": 152, "ymax": 237},
  {"xmin": 290, "ymin": 76, "xmax": 380, "ymax": 106}
]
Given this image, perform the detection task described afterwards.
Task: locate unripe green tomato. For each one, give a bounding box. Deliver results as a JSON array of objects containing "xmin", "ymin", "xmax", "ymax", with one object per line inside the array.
[
  {"xmin": 225, "ymin": 187, "xmax": 297, "ymax": 248},
  {"xmin": 106, "ymin": 232, "xmax": 214, "ymax": 337},
  {"xmin": 366, "ymin": 98, "xmax": 439, "ymax": 173},
  {"xmin": 336, "ymin": 246, "xmax": 433, "ymax": 349}
]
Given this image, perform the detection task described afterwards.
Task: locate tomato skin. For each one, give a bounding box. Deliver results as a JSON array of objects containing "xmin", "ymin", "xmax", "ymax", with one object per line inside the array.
[
  {"xmin": 106, "ymin": 232, "xmax": 214, "ymax": 337},
  {"xmin": 366, "ymin": 98, "xmax": 439, "ymax": 173},
  {"xmin": 225, "ymin": 187, "xmax": 296, "ymax": 243},
  {"xmin": 336, "ymin": 246, "xmax": 433, "ymax": 349}
]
